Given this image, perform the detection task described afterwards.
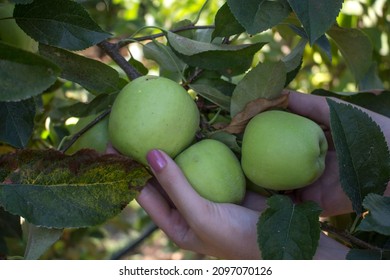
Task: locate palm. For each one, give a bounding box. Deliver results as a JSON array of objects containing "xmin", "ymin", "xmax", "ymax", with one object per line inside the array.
[
  {"xmin": 293, "ymin": 151, "xmax": 352, "ymax": 217},
  {"xmin": 138, "ymin": 181, "xmax": 266, "ymax": 259}
]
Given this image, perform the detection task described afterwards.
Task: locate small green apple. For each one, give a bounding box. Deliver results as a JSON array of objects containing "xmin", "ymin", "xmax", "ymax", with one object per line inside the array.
[
  {"xmin": 66, "ymin": 114, "xmax": 109, "ymax": 155},
  {"xmin": 0, "ymin": 3, "xmax": 38, "ymax": 52},
  {"xmin": 109, "ymin": 75, "xmax": 199, "ymax": 165},
  {"xmin": 175, "ymin": 139, "xmax": 246, "ymax": 203},
  {"xmin": 241, "ymin": 110, "xmax": 328, "ymax": 191}
]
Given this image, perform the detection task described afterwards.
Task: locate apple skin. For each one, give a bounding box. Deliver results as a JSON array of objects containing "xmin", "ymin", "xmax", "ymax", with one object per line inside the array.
[
  {"xmin": 241, "ymin": 110, "xmax": 328, "ymax": 191},
  {"xmin": 175, "ymin": 139, "xmax": 246, "ymax": 203},
  {"xmin": 66, "ymin": 114, "xmax": 109, "ymax": 155},
  {"xmin": 0, "ymin": 3, "xmax": 38, "ymax": 52},
  {"xmin": 109, "ymin": 75, "xmax": 199, "ymax": 165}
]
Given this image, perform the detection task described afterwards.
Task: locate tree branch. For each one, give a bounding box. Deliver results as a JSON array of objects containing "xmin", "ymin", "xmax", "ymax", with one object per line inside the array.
[
  {"xmin": 60, "ymin": 109, "xmax": 111, "ymax": 153},
  {"xmin": 110, "ymin": 222, "xmax": 159, "ymax": 260},
  {"xmin": 98, "ymin": 25, "xmax": 215, "ymax": 81},
  {"xmin": 320, "ymin": 221, "xmax": 382, "ymax": 251},
  {"xmin": 97, "ymin": 41, "xmax": 142, "ymax": 81},
  {"xmin": 117, "ymin": 24, "xmax": 215, "ymax": 49}
]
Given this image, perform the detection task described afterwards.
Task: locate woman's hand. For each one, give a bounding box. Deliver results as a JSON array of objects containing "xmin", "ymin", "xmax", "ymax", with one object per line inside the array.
[
  {"xmin": 136, "ymin": 149, "xmax": 349, "ymax": 260},
  {"xmin": 137, "ymin": 149, "xmax": 267, "ymax": 259},
  {"xmin": 287, "ymin": 91, "xmax": 390, "ymax": 217}
]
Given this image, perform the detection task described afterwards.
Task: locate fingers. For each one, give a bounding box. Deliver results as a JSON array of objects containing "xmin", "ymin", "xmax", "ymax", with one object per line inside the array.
[
  {"xmin": 241, "ymin": 191, "xmax": 268, "ymax": 212},
  {"xmin": 287, "ymin": 91, "xmax": 330, "ymax": 127},
  {"xmin": 294, "ymin": 152, "xmax": 353, "ymax": 217},
  {"xmin": 105, "ymin": 142, "xmax": 119, "ymax": 154},
  {"xmin": 136, "ymin": 182, "xmax": 172, "ymax": 230},
  {"xmin": 136, "ymin": 181, "xmax": 203, "ymax": 250},
  {"xmin": 145, "ymin": 149, "xmax": 212, "ymax": 226},
  {"xmin": 314, "ymin": 233, "xmax": 349, "ymax": 260}
]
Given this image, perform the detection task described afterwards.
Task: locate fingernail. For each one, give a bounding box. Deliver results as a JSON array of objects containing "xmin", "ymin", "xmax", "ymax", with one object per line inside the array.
[{"xmin": 147, "ymin": 149, "xmax": 167, "ymax": 172}]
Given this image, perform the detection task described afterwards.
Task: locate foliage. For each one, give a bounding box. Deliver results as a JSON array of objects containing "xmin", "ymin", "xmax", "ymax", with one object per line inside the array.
[{"xmin": 0, "ymin": 0, "xmax": 390, "ymax": 259}]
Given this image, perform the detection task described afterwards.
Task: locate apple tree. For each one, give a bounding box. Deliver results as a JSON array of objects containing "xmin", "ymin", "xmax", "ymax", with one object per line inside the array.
[{"xmin": 1, "ymin": 0, "xmax": 390, "ymax": 259}]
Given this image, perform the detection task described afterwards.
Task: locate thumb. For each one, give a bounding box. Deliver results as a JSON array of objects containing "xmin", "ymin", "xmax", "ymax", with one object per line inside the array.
[{"xmin": 146, "ymin": 149, "xmax": 210, "ymax": 222}]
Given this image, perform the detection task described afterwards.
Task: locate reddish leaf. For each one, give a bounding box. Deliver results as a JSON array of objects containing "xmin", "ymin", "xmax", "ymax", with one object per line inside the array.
[{"xmin": 222, "ymin": 94, "xmax": 289, "ymax": 134}]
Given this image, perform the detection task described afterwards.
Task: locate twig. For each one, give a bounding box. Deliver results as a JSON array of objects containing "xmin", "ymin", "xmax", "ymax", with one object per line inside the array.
[
  {"xmin": 320, "ymin": 221, "xmax": 382, "ymax": 251},
  {"xmin": 60, "ymin": 109, "xmax": 111, "ymax": 153},
  {"xmin": 97, "ymin": 41, "xmax": 142, "ymax": 81},
  {"xmin": 117, "ymin": 24, "xmax": 215, "ymax": 49},
  {"xmin": 111, "ymin": 222, "xmax": 159, "ymax": 260}
]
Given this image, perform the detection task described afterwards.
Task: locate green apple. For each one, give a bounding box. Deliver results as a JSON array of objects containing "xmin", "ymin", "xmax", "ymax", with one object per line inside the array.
[
  {"xmin": 175, "ymin": 139, "xmax": 246, "ymax": 203},
  {"xmin": 241, "ymin": 110, "xmax": 328, "ymax": 191},
  {"xmin": 0, "ymin": 3, "xmax": 38, "ymax": 52},
  {"xmin": 109, "ymin": 75, "xmax": 199, "ymax": 165},
  {"xmin": 66, "ymin": 114, "xmax": 109, "ymax": 155}
]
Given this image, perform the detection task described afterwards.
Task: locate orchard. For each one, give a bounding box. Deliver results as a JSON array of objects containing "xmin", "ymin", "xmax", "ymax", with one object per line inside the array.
[{"xmin": 0, "ymin": 0, "xmax": 390, "ymax": 260}]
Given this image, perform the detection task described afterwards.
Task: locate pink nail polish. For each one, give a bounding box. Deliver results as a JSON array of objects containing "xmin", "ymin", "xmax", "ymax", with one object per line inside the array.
[{"xmin": 147, "ymin": 150, "xmax": 167, "ymax": 172}]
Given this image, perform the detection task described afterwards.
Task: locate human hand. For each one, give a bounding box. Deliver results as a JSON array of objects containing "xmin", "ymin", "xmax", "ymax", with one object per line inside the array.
[
  {"xmin": 137, "ymin": 149, "xmax": 266, "ymax": 259},
  {"xmin": 287, "ymin": 91, "xmax": 390, "ymax": 217},
  {"xmin": 137, "ymin": 149, "xmax": 349, "ymax": 260}
]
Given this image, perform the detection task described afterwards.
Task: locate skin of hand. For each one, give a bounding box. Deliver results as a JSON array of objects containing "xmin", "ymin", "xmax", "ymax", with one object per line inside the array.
[
  {"xmin": 287, "ymin": 91, "xmax": 390, "ymax": 217},
  {"xmin": 137, "ymin": 149, "xmax": 349, "ymax": 260},
  {"xmin": 137, "ymin": 149, "xmax": 265, "ymax": 259}
]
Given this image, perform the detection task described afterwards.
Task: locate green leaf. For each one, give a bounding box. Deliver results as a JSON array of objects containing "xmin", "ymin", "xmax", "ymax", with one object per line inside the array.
[
  {"xmin": 0, "ymin": 149, "xmax": 150, "ymax": 228},
  {"xmin": 192, "ymin": 72, "xmax": 236, "ymax": 97},
  {"xmin": 357, "ymin": 194, "xmax": 390, "ymax": 235},
  {"xmin": 257, "ymin": 195, "xmax": 322, "ymax": 260},
  {"xmin": 14, "ymin": 0, "xmax": 111, "ymax": 51},
  {"xmin": 24, "ymin": 223, "xmax": 63, "ymax": 260},
  {"xmin": 287, "ymin": 0, "xmax": 343, "ymax": 45},
  {"xmin": 327, "ymin": 99, "xmax": 390, "ymax": 215},
  {"xmin": 39, "ymin": 44, "xmax": 122, "ymax": 95},
  {"xmin": 208, "ymin": 131, "xmax": 241, "ymax": 154},
  {"xmin": 0, "ymin": 98, "xmax": 36, "ymax": 148},
  {"xmin": 143, "ymin": 40, "xmax": 186, "ymax": 73},
  {"xmin": 327, "ymin": 26, "xmax": 373, "ymax": 83},
  {"xmin": 227, "ymin": 0, "xmax": 291, "ymax": 34},
  {"xmin": 282, "ymin": 38, "xmax": 306, "ymax": 86},
  {"xmin": 347, "ymin": 91, "xmax": 390, "ymax": 118},
  {"xmin": 167, "ymin": 31, "xmax": 266, "ymax": 76},
  {"xmin": 0, "ymin": 42, "xmax": 60, "ymax": 102},
  {"xmin": 212, "ymin": 2, "xmax": 245, "ymax": 39},
  {"xmin": 282, "ymin": 39, "xmax": 306, "ymax": 72},
  {"xmin": 230, "ymin": 61, "xmax": 286, "ymax": 117},
  {"xmin": 189, "ymin": 84, "xmax": 231, "ymax": 112},
  {"xmin": 171, "ymin": 19, "xmax": 196, "ymax": 39},
  {"xmin": 358, "ymin": 62, "xmax": 384, "ymax": 91},
  {"xmin": 313, "ymin": 90, "xmax": 390, "ymax": 118},
  {"xmin": 226, "ymin": 0, "xmax": 260, "ymax": 33},
  {"xmin": 288, "ymin": 25, "xmax": 332, "ymax": 61},
  {"xmin": 129, "ymin": 56, "xmax": 148, "ymax": 76},
  {"xmin": 59, "ymin": 93, "xmax": 118, "ymax": 118}
]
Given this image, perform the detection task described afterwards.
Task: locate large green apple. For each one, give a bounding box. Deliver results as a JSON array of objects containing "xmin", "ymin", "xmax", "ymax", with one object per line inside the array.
[
  {"xmin": 66, "ymin": 114, "xmax": 109, "ymax": 155},
  {"xmin": 109, "ymin": 75, "xmax": 199, "ymax": 165},
  {"xmin": 241, "ymin": 110, "xmax": 328, "ymax": 191},
  {"xmin": 175, "ymin": 139, "xmax": 246, "ymax": 203},
  {"xmin": 0, "ymin": 3, "xmax": 38, "ymax": 52}
]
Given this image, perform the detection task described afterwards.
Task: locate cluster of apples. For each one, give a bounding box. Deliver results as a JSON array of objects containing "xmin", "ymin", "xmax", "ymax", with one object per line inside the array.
[
  {"xmin": 107, "ymin": 76, "xmax": 328, "ymax": 203},
  {"xmin": 1, "ymin": 3, "xmax": 328, "ymax": 201}
]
